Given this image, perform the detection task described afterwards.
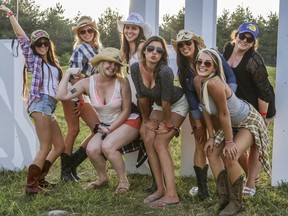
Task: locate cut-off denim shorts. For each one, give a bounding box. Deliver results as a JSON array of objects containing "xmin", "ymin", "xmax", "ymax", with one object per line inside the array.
[{"xmin": 28, "ymin": 93, "xmax": 57, "ymax": 120}]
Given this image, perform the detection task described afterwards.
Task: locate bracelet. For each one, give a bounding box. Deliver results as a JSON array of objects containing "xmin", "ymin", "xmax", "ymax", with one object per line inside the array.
[
  {"xmin": 225, "ymin": 139, "xmax": 234, "ymax": 144},
  {"xmin": 6, "ymin": 11, "xmax": 14, "ymax": 17},
  {"xmin": 209, "ymin": 136, "xmax": 214, "ymax": 140},
  {"xmin": 259, "ymin": 112, "xmax": 267, "ymax": 117},
  {"xmin": 79, "ymin": 100, "xmax": 84, "ymax": 106}
]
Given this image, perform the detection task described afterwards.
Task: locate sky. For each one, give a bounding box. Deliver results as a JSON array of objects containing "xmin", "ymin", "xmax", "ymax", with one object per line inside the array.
[{"xmin": 34, "ymin": 0, "xmax": 279, "ymax": 22}]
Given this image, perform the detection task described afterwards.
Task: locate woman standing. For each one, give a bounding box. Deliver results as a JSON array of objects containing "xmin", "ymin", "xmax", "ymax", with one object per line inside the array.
[
  {"xmin": 223, "ymin": 22, "xmax": 276, "ymax": 196},
  {"xmin": 117, "ymin": 12, "xmax": 156, "ymax": 192},
  {"xmin": 131, "ymin": 36, "xmax": 189, "ymax": 207},
  {"xmin": 57, "ymin": 48, "xmax": 141, "ymax": 194},
  {"xmin": 171, "ymin": 29, "xmax": 237, "ymax": 200},
  {"xmin": 60, "ymin": 16, "xmax": 101, "ymax": 181},
  {"xmin": 194, "ymin": 48, "xmax": 271, "ymax": 215},
  {"xmin": 0, "ymin": 5, "xmax": 65, "ymax": 195}
]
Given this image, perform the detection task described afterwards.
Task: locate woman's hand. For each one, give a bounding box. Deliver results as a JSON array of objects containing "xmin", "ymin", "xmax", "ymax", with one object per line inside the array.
[
  {"xmin": 73, "ymin": 100, "xmax": 84, "ymax": 117},
  {"xmin": 204, "ymin": 138, "xmax": 214, "ymax": 154},
  {"xmin": 66, "ymin": 68, "xmax": 81, "ymax": 77},
  {"xmin": 145, "ymin": 119, "xmax": 159, "ymax": 132},
  {"xmin": 156, "ymin": 122, "xmax": 170, "ymax": 134},
  {"xmin": 0, "ymin": 5, "xmax": 11, "ymax": 13},
  {"xmin": 192, "ymin": 126, "xmax": 207, "ymax": 144},
  {"xmin": 223, "ymin": 141, "xmax": 238, "ymax": 160}
]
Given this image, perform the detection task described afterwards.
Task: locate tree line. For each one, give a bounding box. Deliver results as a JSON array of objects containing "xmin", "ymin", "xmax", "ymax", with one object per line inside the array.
[{"xmin": 0, "ymin": 0, "xmax": 278, "ymax": 66}]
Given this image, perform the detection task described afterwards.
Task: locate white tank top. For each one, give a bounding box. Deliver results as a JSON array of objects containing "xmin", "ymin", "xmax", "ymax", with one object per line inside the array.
[{"xmin": 89, "ymin": 75, "xmax": 122, "ymax": 124}]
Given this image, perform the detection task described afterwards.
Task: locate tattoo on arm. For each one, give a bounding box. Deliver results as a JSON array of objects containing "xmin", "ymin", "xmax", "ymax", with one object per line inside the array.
[{"xmin": 70, "ymin": 88, "xmax": 77, "ymax": 94}]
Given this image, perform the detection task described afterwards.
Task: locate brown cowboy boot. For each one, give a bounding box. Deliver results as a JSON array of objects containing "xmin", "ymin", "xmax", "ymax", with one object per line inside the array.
[
  {"xmin": 25, "ymin": 164, "xmax": 45, "ymax": 195},
  {"xmin": 38, "ymin": 160, "xmax": 57, "ymax": 188},
  {"xmin": 219, "ymin": 174, "xmax": 245, "ymax": 216},
  {"xmin": 216, "ymin": 169, "xmax": 231, "ymax": 212}
]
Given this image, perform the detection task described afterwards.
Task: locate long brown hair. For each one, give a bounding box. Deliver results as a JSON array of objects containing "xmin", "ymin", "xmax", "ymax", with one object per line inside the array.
[
  {"xmin": 140, "ymin": 36, "xmax": 168, "ymax": 77},
  {"xmin": 119, "ymin": 25, "xmax": 146, "ymax": 65},
  {"xmin": 22, "ymin": 39, "xmax": 63, "ymax": 99}
]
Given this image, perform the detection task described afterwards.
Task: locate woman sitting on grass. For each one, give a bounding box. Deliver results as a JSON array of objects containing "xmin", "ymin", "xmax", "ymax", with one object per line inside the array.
[
  {"xmin": 194, "ymin": 48, "xmax": 271, "ymax": 215},
  {"xmin": 57, "ymin": 48, "xmax": 141, "ymax": 195}
]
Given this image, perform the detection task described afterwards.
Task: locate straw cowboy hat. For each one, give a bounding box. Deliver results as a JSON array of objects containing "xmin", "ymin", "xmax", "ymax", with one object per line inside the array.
[
  {"xmin": 171, "ymin": 29, "xmax": 206, "ymax": 52},
  {"xmin": 72, "ymin": 16, "xmax": 97, "ymax": 34},
  {"xmin": 90, "ymin": 47, "xmax": 129, "ymax": 67},
  {"xmin": 117, "ymin": 12, "xmax": 152, "ymax": 38}
]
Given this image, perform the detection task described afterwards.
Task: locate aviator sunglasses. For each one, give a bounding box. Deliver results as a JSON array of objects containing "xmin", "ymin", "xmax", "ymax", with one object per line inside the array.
[
  {"xmin": 146, "ymin": 45, "xmax": 165, "ymax": 55},
  {"xmin": 177, "ymin": 40, "xmax": 193, "ymax": 49},
  {"xmin": 196, "ymin": 60, "xmax": 212, "ymax": 68},
  {"xmin": 238, "ymin": 33, "xmax": 255, "ymax": 43},
  {"xmin": 35, "ymin": 41, "xmax": 50, "ymax": 48},
  {"xmin": 79, "ymin": 29, "xmax": 94, "ymax": 35}
]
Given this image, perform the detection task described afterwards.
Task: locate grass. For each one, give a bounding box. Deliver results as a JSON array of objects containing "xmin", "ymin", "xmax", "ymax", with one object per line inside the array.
[{"xmin": 1, "ymin": 67, "xmax": 288, "ymax": 216}]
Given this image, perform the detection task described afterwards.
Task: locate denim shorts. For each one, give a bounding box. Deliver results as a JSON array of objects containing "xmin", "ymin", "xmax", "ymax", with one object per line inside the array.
[{"xmin": 28, "ymin": 93, "xmax": 57, "ymax": 119}]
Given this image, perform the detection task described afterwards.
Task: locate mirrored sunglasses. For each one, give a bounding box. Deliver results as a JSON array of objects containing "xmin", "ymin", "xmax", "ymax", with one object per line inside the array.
[
  {"xmin": 196, "ymin": 60, "xmax": 212, "ymax": 68},
  {"xmin": 146, "ymin": 45, "xmax": 164, "ymax": 55},
  {"xmin": 79, "ymin": 29, "xmax": 94, "ymax": 35},
  {"xmin": 35, "ymin": 41, "xmax": 50, "ymax": 48},
  {"xmin": 177, "ymin": 40, "xmax": 193, "ymax": 49},
  {"xmin": 238, "ymin": 33, "xmax": 254, "ymax": 43}
]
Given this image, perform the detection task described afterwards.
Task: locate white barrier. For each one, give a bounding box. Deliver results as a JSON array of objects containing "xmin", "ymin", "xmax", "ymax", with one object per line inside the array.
[{"xmin": 0, "ymin": 39, "xmax": 38, "ymax": 171}]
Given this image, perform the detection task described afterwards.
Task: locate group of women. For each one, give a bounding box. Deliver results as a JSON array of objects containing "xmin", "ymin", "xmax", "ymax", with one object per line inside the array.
[{"xmin": 0, "ymin": 4, "xmax": 275, "ymax": 215}]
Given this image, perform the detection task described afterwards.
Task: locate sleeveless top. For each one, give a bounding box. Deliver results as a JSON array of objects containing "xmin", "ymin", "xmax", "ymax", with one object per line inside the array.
[{"xmin": 89, "ymin": 75, "xmax": 122, "ymax": 125}]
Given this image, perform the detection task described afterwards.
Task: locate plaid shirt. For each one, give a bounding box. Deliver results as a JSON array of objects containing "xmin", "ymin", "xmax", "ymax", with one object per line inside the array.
[
  {"xmin": 18, "ymin": 35, "xmax": 43, "ymax": 110},
  {"xmin": 69, "ymin": 42, "xmax": 98, "ymax": 77},
  {"xmin": 119, "ymin": 137, "xmax": 147, "ymax": 168}
]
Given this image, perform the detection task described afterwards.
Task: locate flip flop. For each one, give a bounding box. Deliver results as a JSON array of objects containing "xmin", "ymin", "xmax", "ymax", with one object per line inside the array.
[
  {"xmin": 143, "ymin": 195, "xmax": 161, "ymax": 204},
  {"xmin": 85, "ymin": 179, "xmax": 109, "ymax": 190},
  {"xmin": 149, "ymin": 199, "xmax": 180, "ymax": 208},
  {"xmin": 115, "ymin": 182, "xmax": 130, "ymax": 195}
]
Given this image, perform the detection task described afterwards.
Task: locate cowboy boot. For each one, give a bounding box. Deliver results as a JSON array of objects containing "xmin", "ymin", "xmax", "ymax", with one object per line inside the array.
[
  {"xmin": 38, "ymin": 160, "xmax": 57, "ymax": 188},
  {"xmin": 194, "ymin": 165, "xmax": 211, "ymax": 201},
  {"xmin": 216, "ymin": 169, "xmax": 231, "ymax": 212},
  {"xmin": 25, "ymin": 164, "xmax": 45, "ymax": 195},
  {"xmin": 71, "ymin": 146, "xmax": 87, "ymax": 180},
  {"xmin": 61, "ymin": 153, "xmax": 77, "ymax": 182},
  {"xmin": 219, "ymin": 174, "xmax": 245, "ymax": 216}
]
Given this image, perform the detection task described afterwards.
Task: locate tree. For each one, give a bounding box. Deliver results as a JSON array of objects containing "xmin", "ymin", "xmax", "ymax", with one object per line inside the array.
[
  {"xmin": 97, "ymin": 8, "xmax": 123, "ymax": 49},
  {"xmin": 159, "ymin": 8, "xmax": 184, "ymax": 44}
]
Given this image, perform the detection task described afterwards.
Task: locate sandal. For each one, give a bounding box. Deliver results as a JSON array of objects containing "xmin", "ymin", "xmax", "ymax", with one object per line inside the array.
[
  {"xmin": 85, "ymin": 179, "xmax": 109, "ymax": 190},
  {"xmin": 149, "ymin": 199, "xmax": 180, "ymax": 208},
  {"xmin": 143, "ymin": 195, "xmax": 161, "ymax": 204},
  {"xmin": 115, "ymin": 182, "xmax": 130, "ymax": 195},
  {"xmin": 243, "ymin": 186, "xmax": 256, "ymax": 196}
]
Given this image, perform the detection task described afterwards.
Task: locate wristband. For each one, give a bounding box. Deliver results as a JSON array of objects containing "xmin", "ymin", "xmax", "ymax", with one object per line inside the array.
[
  {"xmin": 192, "ymin": 126, "xmax": 203, "ymax": 130},
  {"xmin": 259, "ymin": 112, "xmax": 267, "ymax": 117},
  {"xmin": 6, "ymin": 11, "xmax": 14, "ymax": 17},
  {"xmin": 79, "ymin": 100, "xmax": 84, "ymax": 106}
]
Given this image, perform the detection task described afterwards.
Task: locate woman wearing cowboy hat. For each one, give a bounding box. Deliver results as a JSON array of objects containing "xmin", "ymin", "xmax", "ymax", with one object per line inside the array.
[
  {"xmin": 117, "ymin": 12, "xmax": 157, "ymax": 193},
  {"xmin": 57, "ymin": 47, "xmax": 141, "ymax": 195},
  {"xmin": 0, "ymin": 5, "xmax": 65, "ymax": 195},
  {"xmin": 60, "ymin": 16, "xmax": 102, "ymax": 182},
  {"xmin": 172, "ymin": 29, "xmax": 237, "ymax": 201}
]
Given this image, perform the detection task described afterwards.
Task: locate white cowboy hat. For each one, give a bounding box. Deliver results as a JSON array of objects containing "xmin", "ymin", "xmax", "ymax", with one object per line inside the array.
[{"xmin": 117, "ymin": 12, "xmax": 152, "ymax": 38}]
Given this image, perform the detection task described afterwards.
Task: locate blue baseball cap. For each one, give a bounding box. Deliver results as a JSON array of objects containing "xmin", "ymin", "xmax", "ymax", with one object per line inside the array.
[{"xmin": 237, "ymin": 22, "xmax": 259, "ymax": 39}]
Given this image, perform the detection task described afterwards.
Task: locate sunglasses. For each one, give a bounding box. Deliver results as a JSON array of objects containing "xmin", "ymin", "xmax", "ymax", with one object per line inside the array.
[
  {"xmin": 238, "ymin": 33, "xmax": 254, "ymax": 43},
  {"xmin": 35, "ymin": 41, "xmax": 50, "ymax": 48},
  {"xmin": 177, "ymin": 40, "xmax": 193, "ymax": 49},
  {"xmin": 79, "ymin": 29, "xmax": 94, "ymax": 35},
  {"xmin": 196, "ymin": 60, "xmax": 212, "ymax": 68},
  {"xmin": 146, "ymin": 45, "xmax": 165, "ymax": 55}
]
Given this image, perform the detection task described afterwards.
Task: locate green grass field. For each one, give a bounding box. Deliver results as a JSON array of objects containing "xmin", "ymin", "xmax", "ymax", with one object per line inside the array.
[{"xmin": 1, "ymin": 67, "xmax": 288, "ymax": 216}]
